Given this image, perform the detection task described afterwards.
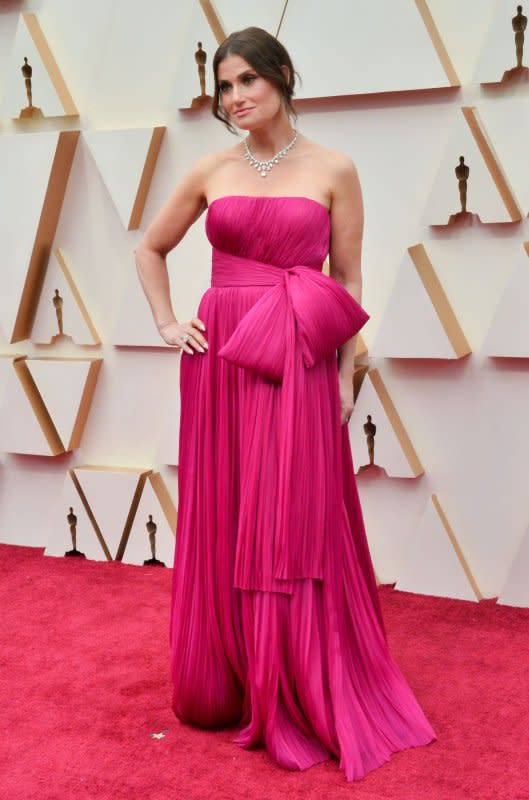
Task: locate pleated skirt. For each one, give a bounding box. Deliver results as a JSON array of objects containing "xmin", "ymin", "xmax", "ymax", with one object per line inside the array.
[{"xmin": 169, "ymin": 285, "xmax": 437, "ymax": 781}]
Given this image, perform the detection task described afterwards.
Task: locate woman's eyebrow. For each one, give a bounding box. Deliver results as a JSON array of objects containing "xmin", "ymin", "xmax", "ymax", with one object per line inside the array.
[{"xmin": 219, "ymin": 69, "xmax": 255, "ymax": 83}]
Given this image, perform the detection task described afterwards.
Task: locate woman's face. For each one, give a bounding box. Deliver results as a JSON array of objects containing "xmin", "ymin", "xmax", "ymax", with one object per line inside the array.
[{"xmin": 217, "ymin": 54, "xmax": 283, "ymax": 130}]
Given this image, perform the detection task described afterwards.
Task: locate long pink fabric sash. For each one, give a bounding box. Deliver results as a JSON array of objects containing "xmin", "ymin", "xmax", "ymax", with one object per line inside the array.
[{"xmin": 212, "ymin": 248, "xmax": 369, "ymax": 584}]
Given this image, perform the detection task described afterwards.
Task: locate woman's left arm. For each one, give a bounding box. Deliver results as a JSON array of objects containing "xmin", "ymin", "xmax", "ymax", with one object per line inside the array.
[{"xmin": 328, "ymin": 154, "xmax": 365, "ymax": 423}]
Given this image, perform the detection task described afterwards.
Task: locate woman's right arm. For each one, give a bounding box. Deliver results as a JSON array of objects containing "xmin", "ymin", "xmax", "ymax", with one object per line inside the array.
[{"xmin": 134, "ymin": 154, "xmax": 215, "ymax": 353}]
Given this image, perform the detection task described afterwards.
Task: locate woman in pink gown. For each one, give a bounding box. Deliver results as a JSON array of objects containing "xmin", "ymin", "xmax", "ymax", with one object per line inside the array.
[{"xmin": 136, "ymin": 27, "xmax": 436, "ymax": 782}]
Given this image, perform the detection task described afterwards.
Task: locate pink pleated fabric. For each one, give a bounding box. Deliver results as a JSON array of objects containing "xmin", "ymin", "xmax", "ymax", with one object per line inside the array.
[{"xmin": 169, "ymin": 195, "xmax": 437, "ymax": 781}]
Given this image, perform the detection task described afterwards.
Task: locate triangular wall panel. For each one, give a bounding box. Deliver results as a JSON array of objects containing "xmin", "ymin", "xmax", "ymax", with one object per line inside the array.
[
  {"xmin": 278, "ymin": 0, "xmax": 458, "ymax": 99},
  {"xmin": 25, "ymin": 357, "xmax": 102, "ymax": 451},
  {"xmin": 474, "ymin": 0, "xmax": 529, "ymax": 85},
  {"xmin": 83, "ymin": 127, "xmax": 165, "ymax": 230},
  {"xmin": 349, "ymin": 368, "xmax": 423, "ymax": 478},
  {"xmin": 174, "ymin": 2, "xmax": 220, "ymax": 109},
  {"xmin": 395, "ymin": 494, "xmax": 481, "ymax": 601},
  {"xmin": 72, "ymin": 466, "xmax": 152, "ymax": 560},
  {"xmin": 31, "ymin": 249, "xmax": 101, "ymax": 345},
  {"xmin": 0, "ymin": 130, "xmax": 79, "ymax": 343},
  {"xmin": 118, "ymin": 472, "xmax": 177, "ymax": 566},
  {"xmin": 421, "ymin": 106, "xmax": 522, "ymax": 225},
  {"xmin": 371, "ymin": 244, "xmax": 471, "ymax": 359},
  {"xmin": 0, "ymin": 358, "xmax": 56, "ymax": 455},
  {"xmin": 2, "ymin": 12, "xmax": 78, "ymax": 118},
  {"xmin": 482, "ymin": 242, "xmax": 529, "ymax": 357},
  {"xmin": 479, "ymin": 99, "xmax": 529, "ymax": 218},
  {"xmin": 0, "ymin": 357, "xmax": 101, "ymax": 455},
  {"xmin": 45, "ymin": 471, "xmax": 111, "ymax": 561}
]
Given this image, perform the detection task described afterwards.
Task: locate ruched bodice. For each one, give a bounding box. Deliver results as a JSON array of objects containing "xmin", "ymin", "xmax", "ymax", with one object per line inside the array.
[{"xmin": 206, "ymin": 195, "xmax": 331, "ymax": 269}]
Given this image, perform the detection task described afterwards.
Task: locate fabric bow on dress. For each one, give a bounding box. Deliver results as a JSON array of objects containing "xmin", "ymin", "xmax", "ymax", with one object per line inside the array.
[{"xmin": 212, "ymin": 249, "xmax": 369, "ymax": 590}]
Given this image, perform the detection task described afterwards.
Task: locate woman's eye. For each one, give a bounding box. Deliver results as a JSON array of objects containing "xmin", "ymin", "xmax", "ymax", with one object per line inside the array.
[
  {"xmin": 219, "ymin": 83, "xmax": 230, "ymax": 93},
  {"xmin": 243, "ymin": 74, "xmax": 256, "ymax": 84}
]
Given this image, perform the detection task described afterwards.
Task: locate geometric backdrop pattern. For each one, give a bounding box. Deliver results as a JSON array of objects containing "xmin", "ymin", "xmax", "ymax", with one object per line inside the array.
[{"xmin": 1, "ymin": 0, "xmax": 529, "ymax": 607}]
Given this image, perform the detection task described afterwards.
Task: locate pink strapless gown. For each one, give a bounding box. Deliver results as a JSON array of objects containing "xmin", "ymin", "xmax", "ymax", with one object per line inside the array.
[{"xmin": 169, "ymin": 195, "xmax": 436, "ymax": 781}]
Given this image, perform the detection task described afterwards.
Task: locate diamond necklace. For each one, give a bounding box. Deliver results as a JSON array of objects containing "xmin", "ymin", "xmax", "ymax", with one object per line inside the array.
[{"xmin": 244, "ymin": 129, "xmax": 298, "ymax": 178}]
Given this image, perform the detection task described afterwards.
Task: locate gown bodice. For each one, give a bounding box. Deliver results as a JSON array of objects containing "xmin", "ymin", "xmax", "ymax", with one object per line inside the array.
[{"xmin": 205, "ymin": 195, "xmax": 331, "ymax": 269}]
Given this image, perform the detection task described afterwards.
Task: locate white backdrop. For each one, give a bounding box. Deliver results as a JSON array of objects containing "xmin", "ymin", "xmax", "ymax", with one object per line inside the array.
[{"xmin": 1, "ymin": 0, "xmax": 528, "ymax": 603}]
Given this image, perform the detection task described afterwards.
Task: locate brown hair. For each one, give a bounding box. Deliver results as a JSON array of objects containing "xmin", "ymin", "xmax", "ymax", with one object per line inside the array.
[{"xmin": 212, "ymin": 26, "xmax": 299, "ymax": 134}]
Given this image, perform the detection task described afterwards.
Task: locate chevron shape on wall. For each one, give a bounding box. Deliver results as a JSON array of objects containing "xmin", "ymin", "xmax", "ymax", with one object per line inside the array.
[
  {"xmin": 396, "ymin": 493, "xmax": 482, "ymax": 601},
  {"xmin": 3, "ymin": 12, "xmax": 78, "ymax": 118},
  {"xmin": 371, "ymin": 244, "xmax": 471, "ymax": 359},
  {"xmin": 83, "ymin": 127, "xmax": 166, "ymax": 231},
  {"xmin": 0, "ymin": 356, "xmax": 101, "ymax": 456},
  {"xmin": 349, "ymin": 368, "xmax": 424, "ymax": 478}
]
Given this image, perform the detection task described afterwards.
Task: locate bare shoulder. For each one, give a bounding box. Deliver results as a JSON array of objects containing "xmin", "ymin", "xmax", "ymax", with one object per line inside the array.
[
  {"xmin": 198, "ymin": 140, "xmax": 243, "ymax": 174},
  {"xmin": 300, "ymin": 136, "xmax": 358, "ymax": 176},
  {"xmin": 298, "ymin": 136, "xmax": 360, "ymax": 202}
]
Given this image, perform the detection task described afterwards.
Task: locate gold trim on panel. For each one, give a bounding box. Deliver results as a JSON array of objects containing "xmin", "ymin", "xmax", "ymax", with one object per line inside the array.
[
  {"xmin": 149, "ymin": 471, "xmax": 177, "ymax": 534},
  {"xmin": 22, "ymin": 13, "xmax": 78, "ymax": 116},
  {"xmin": 431, "ymin": 493, "xmax": 482, "ymax": 600},
  {"xmin": 12, "ymin": 131, "xmax": 80, "ymax": 344},
  {"xmin": 462, "ymin": 106, "xmax": 522, "ymax": 222},
  {"xmin": 128, "ymin": 127, "xmax": 166, "ymax": 230},
  {"xmin": 368, "ymin": 368, "xmax": 424, "ymax": 477},
  {"xmin": 414, "ymin": 0, "xmax": 460, "ymax": 86},
  {"xmin": 408, "ymin": 244, "xmax": 471, "ymax": 358},
  {"xmin": 115, "ymin": 472, "xmax": 151, "ymax": 560},
  {"xmin": 53, "ymin": 249, "xmax": 101, "ymax": 344},
  {"xmin": 199, "ymin": 0, "xmax": 226, "ymax": 45},
  {"xmin": 69, "ymin": 469, "xmax": 113, "ymax": 560},
  {"xmin": 67, "ymin": 359, "xmax": 103, "ymax": 449},
  {"xmin": 12, "ymin": 356, "xmax": 64, "ymax": 454}
]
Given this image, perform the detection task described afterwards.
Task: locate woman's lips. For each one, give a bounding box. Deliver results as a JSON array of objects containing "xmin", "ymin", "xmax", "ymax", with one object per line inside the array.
[{"xmin": 235, "ymin": 107, "xmax": 254, "ymax": 117}]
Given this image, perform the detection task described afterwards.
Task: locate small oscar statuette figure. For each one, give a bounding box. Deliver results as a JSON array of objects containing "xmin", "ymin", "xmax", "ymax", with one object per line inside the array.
[
  {"xmin": 364, "ymin": 414, "xmax": 377, "ymax": 466},
  {"xmin": 50, "ymin": 289, "xmax": 73, "ymax": 344},
  {"xmin": 502, "ymin": 5, "xmax": 529, "ymax": 82},
  {"xmin": 64, "ymin": 506, "xmax": 86, "ymax": 558},
  {"xmin": 19, "ymin": 57, "xmax": 43, "ymax": 118},
  {"xmin": 50, "ymin": 289, "xmax": 72, "ymax": 343},
  {"xmin": 358, "ymin": 415, "xmax": 380, "ymax": 473},
  {"xmin": 143, "ymin": 514, "xmax": 166, "ymax": 567},
  {"xmin": 449, "ymin": 157, "xmax": 478, "ymax": 224},
  {"xmin": 191, "ymin": 42, "xmax": 212, "ymax": 109},
  {"xmin": 54, "ymin": 289, "xmax": 64, "ymax": 335}
]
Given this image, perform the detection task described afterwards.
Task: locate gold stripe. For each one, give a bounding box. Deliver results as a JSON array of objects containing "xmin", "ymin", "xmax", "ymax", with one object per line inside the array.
[
  {"xmin": 12, "ymin": 357, "xmax": 64, "ymax": 454},
  {"xmin": 12, "ymin": 131, "xmax": 79, "ymax": 343},
  {"xmin": 54, "ymin": 249, "xmax": 101, "ymax": 344},
  {"xmin": 409, "ymin": 244, "xmax": 471, "ymax": 358},
  {"xmin": 70, "ymin": 470, "xmax": 113, "ymax": 560},
  {"xmin": 199, "ymin": 0, "xmax": 226, "ymax": 45},
  {"xmin": 129, "ymin": 127, "xmax": 166, "ymax": 230},
  {"xmin": 462, "ymin": 106, "xmax": 522, "ymax": 222},
  {"xmin": 414, "ymin": 0, "xmax": 460, "ymax": 86},
  {"xmin": 22, "ymin": 13, "xmax": 78, "ymax": 115},
  {"xmin": 150, "ymin": 472, "xmax": 178, "ymax": 534},
  {"xmin": 369, "ymin": 368, "xmax": 424, "ymax": 477},
  {"xmin": 115, "ymin": 473, "xmax": 151, "ymax": 561},
  {"xmin": 432, "ymin": 494, "xmax": 482, "ymax": 600}
]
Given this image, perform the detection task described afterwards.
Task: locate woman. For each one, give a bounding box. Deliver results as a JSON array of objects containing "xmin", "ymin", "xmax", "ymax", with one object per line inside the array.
[{"xmin": 135, "ymin": 26, "xmax": 436, "ymax": 782}]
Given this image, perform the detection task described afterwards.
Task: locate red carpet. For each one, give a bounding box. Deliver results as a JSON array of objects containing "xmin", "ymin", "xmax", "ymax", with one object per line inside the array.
[{"xmin": 0, "ymin": 543, "xmax": 528, "ymax": 800}]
